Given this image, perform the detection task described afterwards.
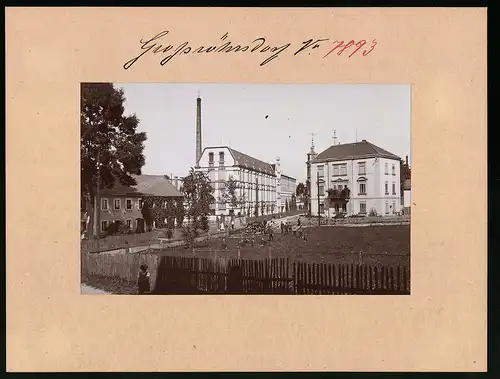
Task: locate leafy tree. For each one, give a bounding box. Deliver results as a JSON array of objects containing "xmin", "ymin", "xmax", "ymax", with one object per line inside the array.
[
  {"xmin": 400, "ymin": 158, "xmax": 411, "ymax": 193},
  {"xmin": 81, "ymin": 83, "xmax": 147, "ymax": 239},
  {"xmin": 141, "ymin": 196, "xmax": 180, "ymax": 230},
  {"xmin": 285, "ymin": 199, "xmax": 289, "ymax": 212},
  {"xmin": 296, "ymin": 182, "xmax": 306, "ymax": 198},
  {"xmin": 141, "ymin": 200, "xmax": 154, "ymax": 231},
  {"xmin": 271, "ymin": 203, "xmax": 275, "ymax": 214},
  {"xmin": 165, "ymin": 198, "xmax": 176, "ymax": 229},
  {"xmin": 180, "ymin": 168, "xmax": 214, "ymax": 247},
  {"xmin": 220, "ymin": 175, "xmax": 243, "ymax": 213},
  {"xmin": 260, "ymin": 201, "xmax": 265, "ymax": 215},
  {"xmin": 174, "ymin": 199, "xmax": 185, "ymax": 227}
]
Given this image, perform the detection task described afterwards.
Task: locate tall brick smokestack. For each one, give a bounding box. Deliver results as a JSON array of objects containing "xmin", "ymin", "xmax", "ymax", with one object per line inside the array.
[{"xmin": 195, "ymin": 95, "xmax": 202, "ymax": 168}]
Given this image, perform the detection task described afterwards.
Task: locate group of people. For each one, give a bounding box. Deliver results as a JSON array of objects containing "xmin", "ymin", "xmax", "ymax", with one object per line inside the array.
[
  {"xmin": 280, "ymin": 217, "xmax": 307, "ymax": 241},
  {"xmin": 216, "ymin": 216, "xmax": 235, "ymax": 232}
]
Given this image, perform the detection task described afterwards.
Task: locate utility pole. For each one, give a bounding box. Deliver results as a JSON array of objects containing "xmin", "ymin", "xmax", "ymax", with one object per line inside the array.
[{"xmin": 317, "ymin": 171, "xmax": 321, "ymax": 227}]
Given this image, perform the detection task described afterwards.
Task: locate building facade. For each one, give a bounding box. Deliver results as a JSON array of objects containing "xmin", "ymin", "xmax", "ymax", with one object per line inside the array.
[
  {"xmin": 402, "ymin": 178, "xmax": 411, "ymax": 215},
  {"xmin": 309, "ymin": 140, "xmax": 402, "ymax": 217},
  {"xmin": 88, "ymin": 174, "xmax": 183, "ymax": 236},
  {"xmin": 280, "ymin": 174, "xmax": 297, "ymax": 211},
  {"xmin": 196, "ymin": 146, "xmax": 295, "ymax": 217}
]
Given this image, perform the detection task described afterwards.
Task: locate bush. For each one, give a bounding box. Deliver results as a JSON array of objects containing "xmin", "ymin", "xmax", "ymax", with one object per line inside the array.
[
  {"xmin": 349, "ymin": 214, "xmax": 365, "ymax": 218},
  {"xmin": 182, "ymin": 226, "xmax": 198, "ymax": 248},
  {"xmin": 105, "ymin": 221, "xmax": 133, "ymax": 236},
  {"xmin": 368, "ymin": 208, "xmax": 378, "ymax": 216},
  {"xmin": 200, "ymin": 215, "xmax": 209, "ymax": 232}
]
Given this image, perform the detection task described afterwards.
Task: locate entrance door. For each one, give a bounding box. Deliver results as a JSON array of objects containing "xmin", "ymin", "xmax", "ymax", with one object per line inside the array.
[{"xmin": 136, "ymin": 218, "xmax": 145, "ymax": 233}]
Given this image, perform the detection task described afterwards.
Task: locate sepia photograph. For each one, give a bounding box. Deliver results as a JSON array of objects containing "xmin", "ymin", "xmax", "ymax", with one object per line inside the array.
[{"xmin": 80, "ymin": 83, "xmax": 411, "ymax": 295}]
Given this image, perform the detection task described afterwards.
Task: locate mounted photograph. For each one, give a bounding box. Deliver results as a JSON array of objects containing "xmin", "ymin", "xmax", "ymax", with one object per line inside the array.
[{"xmin": 80, "ymin": 83, "xmax": 411, "ymax": 295}]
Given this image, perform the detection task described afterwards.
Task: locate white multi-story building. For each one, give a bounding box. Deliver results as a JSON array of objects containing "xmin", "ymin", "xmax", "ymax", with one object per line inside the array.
[
  {"xmin": 196, "ymin": 146, "xmax": 295, "ymax": 217},
  {"xmin": 279, "ymin": 174, "xmax": 296, "ymax": 211},
  {"xmin": 192, "ymin": 95, "xmax": 296, "ymax": 217},
  {"xmin": 310, "ymin": 140, "xmax": 402, "ymax": 217}
]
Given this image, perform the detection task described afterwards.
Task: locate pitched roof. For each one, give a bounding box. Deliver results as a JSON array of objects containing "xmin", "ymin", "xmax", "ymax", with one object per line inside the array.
[
  {"xmin": 281, "ymin": 173, "xmax": 296, "ymax": 181},
  {"xmin": 227, "ymin": 147, "xmax": 276, "ymax": 176},
  {"xmin": 101, "ymin": 174, "xmax": 183, "ymax": 197},
  {"xmin": 312, "ymin": 140, "xmax": 401, "ymax": 163}
]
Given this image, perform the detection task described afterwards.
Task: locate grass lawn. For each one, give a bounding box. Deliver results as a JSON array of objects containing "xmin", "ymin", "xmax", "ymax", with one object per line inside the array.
[{"xmin": 153, "ymin": 224, "xmax": 410, "ymax": 266}]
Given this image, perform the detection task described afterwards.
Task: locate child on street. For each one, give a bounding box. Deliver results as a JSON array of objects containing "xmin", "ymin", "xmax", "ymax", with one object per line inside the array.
[{"xmin": 137, "ymin": 264, "xmax": 151, "ymax": 294}]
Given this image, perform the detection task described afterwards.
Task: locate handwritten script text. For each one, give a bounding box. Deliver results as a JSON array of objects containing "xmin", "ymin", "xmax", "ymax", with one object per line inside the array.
[{"xmin": 123, "ymin": 31, "xmax": 377, "ymax": 70}]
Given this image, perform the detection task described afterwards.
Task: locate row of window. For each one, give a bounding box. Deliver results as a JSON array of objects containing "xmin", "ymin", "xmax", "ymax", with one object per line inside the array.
[
  {"xmin": 318, "ymin": 162, "xmax": 397, "ymax": 177},
  {"xmin": 385, "ymin": 163, "xmax": 397, "ymax": 175},
  {"xmin": 317, "ymin": 181, "xmax": 398, "ymax": 196},
  {"xmin": 359, "ymin": 201, "xmax": 397, "ymax": 214},
  {"xmin": 101, "ymin": 198, "xmax": 139, "ymax": 211},
  {"xmin": 215, "ymin": 181, "xmax": 276, "ymax": 190},
  {"xmin": 101, "ymin": 198, "xmax": 182, "ymax": 211},
  {"xmin": 101, "ymin": 218, "xmax": 135, "ymax": 232},
  {"xmin": 216, "ymin": 200, "xmax": 275, "ymax": 210},
  {"xmin": 209, "ymin": 170, "xmax": 276, "ymax": 186},
  {"xmin": 208, "ymin": 151, "xmax": 225, "ymax": 164},
  {"xmin": 385, "ymin": 182, "xmax": 397, "ymax": 195},
  {"xmin": 319, "ymin": 201, "xmax": 398, "ymax": 215}
]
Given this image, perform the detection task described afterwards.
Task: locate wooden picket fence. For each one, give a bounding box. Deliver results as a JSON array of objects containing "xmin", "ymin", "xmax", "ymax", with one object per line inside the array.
[
  {"xmin": 152, "ymin": 256, "xmax": 410, "ymax": 295},
  {"xmin": 81, "ymin": 251, "xmax": 160, "ymax": 285},
  {"xmin": 293, "ymin": 261, "xmax": 410, "ymax": 294}
]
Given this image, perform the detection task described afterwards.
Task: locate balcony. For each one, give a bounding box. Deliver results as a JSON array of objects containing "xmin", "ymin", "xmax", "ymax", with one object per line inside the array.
[{"xmin": 327, "ymin": 188, "xmax": 350, "ymax": 201}]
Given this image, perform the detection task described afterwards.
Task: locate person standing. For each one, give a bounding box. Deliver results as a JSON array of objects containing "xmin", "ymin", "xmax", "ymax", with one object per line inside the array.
[{"xmin": 137, "ymin": 264, "xmax": 151, "ymax": 295}]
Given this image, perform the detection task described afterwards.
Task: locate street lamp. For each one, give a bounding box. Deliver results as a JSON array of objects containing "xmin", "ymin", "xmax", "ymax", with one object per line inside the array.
[{"xmin": 316, "ymin": 171, "xmax": 325, "ymax": 227}]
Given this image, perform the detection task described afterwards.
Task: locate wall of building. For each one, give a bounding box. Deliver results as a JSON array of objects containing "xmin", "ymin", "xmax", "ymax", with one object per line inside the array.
[
  {"xmin": 196, "ymin": 147, "xmax": 277, "ymax": 216},
  {"xmin": 280, "ymin": 175, "xmax": 296, "ymax": 210},
  {"xmin": 310, "ymin": 156, "xmax": 402, "ymax": 217},
  {"xmin": 98, "ymin": 195, "xmax": 142, "ymax": 232},
  {"xmin": 404, "ymin": 189, "xmax": 411, "ymax": 208}
]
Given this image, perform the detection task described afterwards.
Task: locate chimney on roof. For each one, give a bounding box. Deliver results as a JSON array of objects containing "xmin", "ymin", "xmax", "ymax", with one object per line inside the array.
[
  {"xmin": 173, "ymin": 176, "xmax": 179, "ymax": 190},
  {"xmin": 195, "ymin": 93, "xmax": 202, "ymax": 168}
]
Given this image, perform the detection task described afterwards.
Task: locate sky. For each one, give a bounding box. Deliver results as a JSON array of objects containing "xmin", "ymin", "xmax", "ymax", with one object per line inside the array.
[{"xmin": 116, "ymin": 83, "xmax": 411, "ymax": 183}]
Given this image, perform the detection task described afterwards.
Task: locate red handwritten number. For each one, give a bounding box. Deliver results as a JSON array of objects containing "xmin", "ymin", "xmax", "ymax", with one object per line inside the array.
[
  {"xmin": 337, "ymin": 40, "xmax": 355, "ymax": 56},
  {"xmin": 323, "ymin": 40, "xmax": 344, "ymax": 58},
  {"xmin": 349, "ymin": 40, "xmax": 366, "ymax": 57},
  {"xmin": 362, "ymin": 39, "xmax": 377, "ymax": 56},
  {"xmin": 323, "ymin": 38, "xmax": 377, "ymax": 58}
]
